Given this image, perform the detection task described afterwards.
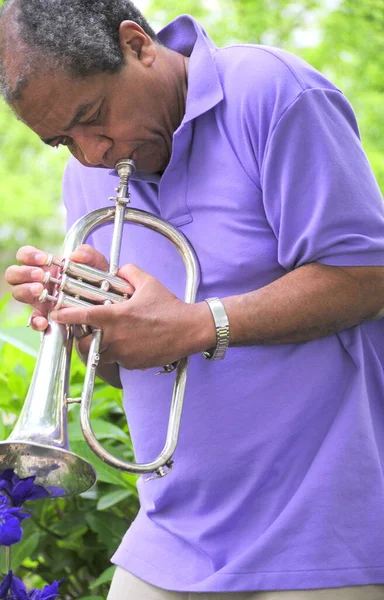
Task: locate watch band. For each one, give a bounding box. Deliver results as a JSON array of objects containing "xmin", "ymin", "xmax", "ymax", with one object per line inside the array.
[{"xmin": 202, "ymin": 297, "xmax": 230, "ymax": 361}]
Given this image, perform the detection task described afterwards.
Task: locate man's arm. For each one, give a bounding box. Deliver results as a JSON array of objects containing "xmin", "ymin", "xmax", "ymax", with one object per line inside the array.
[
  {"xmin": 50, "ymin": 262, "xmax": 384, "ymax": 371},
  {"xmin": 223, "ymin": 263, "xmax": 384, "ymax": 346}
]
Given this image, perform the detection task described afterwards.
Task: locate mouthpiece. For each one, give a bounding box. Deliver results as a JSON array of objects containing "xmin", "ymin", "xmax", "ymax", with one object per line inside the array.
[{"xmin": 114, "ymin": 158, "xmax": 136, "ymax": 180}]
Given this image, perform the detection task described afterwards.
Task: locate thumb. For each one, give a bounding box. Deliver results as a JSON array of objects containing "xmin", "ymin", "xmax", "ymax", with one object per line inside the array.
[
  {"xmin": 70, "ymin": 244, "xmax": 109, "ymax": 271},
  {"xmin": 117, "ymin": 263, "xmax": 151, "ymax": 289}
]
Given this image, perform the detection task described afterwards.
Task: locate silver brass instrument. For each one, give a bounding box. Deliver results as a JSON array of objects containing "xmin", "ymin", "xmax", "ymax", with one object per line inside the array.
[{"xmin": 0, "ymin": 159, "xmax": 200, "ymax": 495}]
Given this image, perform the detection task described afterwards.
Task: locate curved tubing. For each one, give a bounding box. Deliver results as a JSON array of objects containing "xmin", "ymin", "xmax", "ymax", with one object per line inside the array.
[{"xmin": 64, "ymin": 207, "xmax": 200, "ymax": 477}]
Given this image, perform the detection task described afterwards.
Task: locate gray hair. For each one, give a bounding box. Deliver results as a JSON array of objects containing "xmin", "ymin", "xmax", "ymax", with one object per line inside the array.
[{"xmin": 0, "ymin": 0, "xmax": 158, "ymax": 102}]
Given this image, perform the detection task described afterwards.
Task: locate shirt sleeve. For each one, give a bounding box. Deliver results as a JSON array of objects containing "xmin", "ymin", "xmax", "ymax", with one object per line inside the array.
[{"xmin": 261, "ymin": 87, "xmax": 384, "ymax": 270}]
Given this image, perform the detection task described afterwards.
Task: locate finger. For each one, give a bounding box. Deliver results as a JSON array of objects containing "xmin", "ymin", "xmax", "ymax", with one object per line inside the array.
[
  {"xmin": 73, "ymin": 324, "xmax": 93, "ymax": 339},
  {"xmin": 5, "ymin": 265, "xmax": 46, "ymax": 285},
  {"xmin": 76, "ymin": 334, "xmax": 93, "ymax": 356},
  {"xmin": 28, "ymin": 309, "xmax": 49, "ymax": 332},
  {"xmin": 76, "ymin": 331, "xmax": 112, "ymax": 362},
  {"xmin": 117, "ymin": 264, "xmax": 150, "ymax": 289},
  {"xmin": 12, "ymin": 282, "xmax": 45, "ymax": 304},
  {"xmin": 50, "ymin": 303, "xmax": 119, "ymax": 328},
  {"xmin": 16, "ymin": 246, "xmax": 51, "ymax": 267},
  {"xmin": 70, "ymin": 244, "xmax": 109, "ymax": 271}
]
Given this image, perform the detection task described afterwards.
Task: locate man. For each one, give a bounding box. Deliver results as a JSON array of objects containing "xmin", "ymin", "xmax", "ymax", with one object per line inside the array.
[{"xmin": 2, "ymin": 0, "xmax": 384, "ymax": 598}]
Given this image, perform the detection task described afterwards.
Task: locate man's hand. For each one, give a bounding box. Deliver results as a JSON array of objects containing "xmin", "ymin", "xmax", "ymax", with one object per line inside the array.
[
  {"xmin": 5, "ymin": 244, "xmax": 113, "ymax": 331},
  {"xmin": 50, "ymin": 264, "xmax": 215, "ymax": 370}
]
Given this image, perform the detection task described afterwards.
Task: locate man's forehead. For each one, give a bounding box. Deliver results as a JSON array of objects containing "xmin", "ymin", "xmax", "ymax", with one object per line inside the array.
[
  {"xmin": 11, "ymin": 72, "xmax": 64, "ymax": 128},
  {"xmin": 12, "ymin": 70, "xmax": 104, "ymax": 143}
]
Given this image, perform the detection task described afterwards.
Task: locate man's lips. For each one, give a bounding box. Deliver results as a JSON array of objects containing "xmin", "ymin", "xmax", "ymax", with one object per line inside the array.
[{"xmin": 101, "ymin": 148, "xmax": 138, "ymax": 170}]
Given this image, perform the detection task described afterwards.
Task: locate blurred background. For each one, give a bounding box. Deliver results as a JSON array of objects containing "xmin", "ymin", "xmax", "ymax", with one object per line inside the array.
[{"xmin": 0, "ymin": 1, "xmax": 383, "ymax": 597}]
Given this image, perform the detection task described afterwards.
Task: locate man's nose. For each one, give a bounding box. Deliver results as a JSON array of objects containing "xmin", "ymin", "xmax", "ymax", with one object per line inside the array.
[{"xmin": 72, "ymin": 132, "xmax": 112, "ymax": 166}]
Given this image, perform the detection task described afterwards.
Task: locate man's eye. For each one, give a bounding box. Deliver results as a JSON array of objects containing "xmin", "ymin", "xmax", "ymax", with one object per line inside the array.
[
  {"xmin": 53, "ymin": 137, "xmax": 70, "ymax": 149},
  {"xmin": 87, "ymin": 110, "xmax": 101, "ymax": 125}
]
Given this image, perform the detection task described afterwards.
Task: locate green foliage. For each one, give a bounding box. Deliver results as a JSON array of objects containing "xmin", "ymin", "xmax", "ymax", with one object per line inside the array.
[
  {"xmin": 300, "ymin": 0, "xmax": 384, "ymax": 190},
  {"xmin": 0, "ymin": 104, "xmax": 68, "ymax": 272},
  {"xmin": 0, "ymin": 305, "xmax": 139, "ymax": 599}
]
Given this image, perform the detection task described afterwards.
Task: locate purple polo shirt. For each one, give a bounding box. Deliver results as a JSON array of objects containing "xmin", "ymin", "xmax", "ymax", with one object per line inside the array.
[{"xmin": 63, "ymin": 16, "xmax": 384, "ymax": 593}]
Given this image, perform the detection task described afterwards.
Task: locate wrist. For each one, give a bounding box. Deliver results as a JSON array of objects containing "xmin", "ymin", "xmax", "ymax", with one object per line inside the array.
[{"xmin": 182, "ymin": 301, "xmax": 217, "ymax": 356}]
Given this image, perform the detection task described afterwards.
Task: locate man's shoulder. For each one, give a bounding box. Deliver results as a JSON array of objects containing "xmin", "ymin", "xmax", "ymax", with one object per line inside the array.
[{"xmin": 213, "ymin": 43, "xmax": 339, "ymax": 113}]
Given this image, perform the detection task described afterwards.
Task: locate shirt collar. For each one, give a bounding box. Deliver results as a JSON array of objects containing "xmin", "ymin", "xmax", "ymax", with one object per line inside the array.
[{"xmin": 158, "ymin": 15, "xmax": 223, "ymax": 124}]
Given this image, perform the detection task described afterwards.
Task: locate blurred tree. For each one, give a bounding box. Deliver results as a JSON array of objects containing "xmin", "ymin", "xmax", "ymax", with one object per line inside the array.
[
  {"xmin": 301, "ymin": 0, "xmax": 384, "ymax": 188},
  {"xmin": 146, "ymin": 0, "xmax": 322, "ymax": 46},
  {"xmin": 0, "ymin": 109, "xmax": 67, "ymax": 274}
]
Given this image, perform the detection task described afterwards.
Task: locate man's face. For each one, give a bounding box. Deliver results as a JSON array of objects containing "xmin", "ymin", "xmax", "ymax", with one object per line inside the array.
[{"xmin": 9, "ymin": 26, "xmax": 185, "ymax": 173}]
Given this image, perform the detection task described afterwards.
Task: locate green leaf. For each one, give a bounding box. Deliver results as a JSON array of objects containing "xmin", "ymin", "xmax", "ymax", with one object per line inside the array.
[
  {"xmin": 0, "ymin": 294, "xmax": 12, "ymax": 316},
  {"xmin": 1, "ymin": 532, "xmax": 40, "ymax": 571},
  {"xmin": 78, "ymin": 596, "xmax": 105, "ymax": 600},
  {"xmin": 70, "ymin": 440, "xmax": 136, "ymax": 490},
  {"xmin": 6, "ymin": 371, "xmax": 28, "ymax": 401},
  {"xmin": 97, "ymin": 488, "xmax": 132, "ymax": 511},
  {"xmin": 85, "ymin": 511, "xmax": 127, "ymax": 542},
  {"xmin": 68, "ymin": 418, "xmax": 129, "ymax": 443},
  {"xmin": 0, "ymin": 421, "xmax": 6, "ymax": 440},
  {"xmin": 89, "ymin": 565, "xmax": 116, "ymax": 590},
  {"xmin": 0, "ymin": 327, "xmax": 40, "ymax": 357}
]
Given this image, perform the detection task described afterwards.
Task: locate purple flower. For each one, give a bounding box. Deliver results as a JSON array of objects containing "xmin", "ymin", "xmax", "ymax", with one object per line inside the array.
[
  {"xmin": 0, "ymin": 471, "xmax": 49, "ymax": 507},
  {"xmin": 0, "ymin": 495, "xmax": 30, "ymax": 547},
  {"xmin": 3, "ymin": 575, "xmax": 63, "ymax": 600},
  {"xmin": 6, "ymin": 576, "xmax": 28, "ymax": 600},
  {"xmin": 29, "ymin": 579, "xmax": 63, "ymax": 600},
  {"xmin": 0, "ymin": 571, "xmax": 13, "ymax": 599}
]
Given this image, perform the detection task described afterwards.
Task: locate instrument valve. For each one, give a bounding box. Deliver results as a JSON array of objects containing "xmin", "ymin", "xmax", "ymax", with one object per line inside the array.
[{"xmin": 100, "ymin": 280, "xmax": 110, "ymax": 292}]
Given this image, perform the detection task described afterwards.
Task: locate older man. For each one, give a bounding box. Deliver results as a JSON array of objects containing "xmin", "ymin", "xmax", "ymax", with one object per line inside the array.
[{"xmin": 2, "ymin": 1, "xmax": 384, "ymax": 599}]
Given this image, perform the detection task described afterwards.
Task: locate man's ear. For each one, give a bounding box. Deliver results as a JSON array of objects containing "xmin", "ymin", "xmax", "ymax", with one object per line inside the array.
[{"xmin": 118, "ymin": 20, "xmax": 156, "ymax": 66}]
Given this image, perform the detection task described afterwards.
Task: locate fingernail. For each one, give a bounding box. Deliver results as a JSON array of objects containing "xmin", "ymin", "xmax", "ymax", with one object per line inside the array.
[
  {"xmin": 31, "ymin": 269, "xmax": 43, "ymax": 281},
  {"xmin": 30, "ymin": 283, "xmax": 43, "ymax": 296},
  {"xmin": 26, "ymin": 314, "xmax": 33, "ymax": 327},
  {"xmin": 34, "ymin": 252, "xmax": 47, "ymax": 265}
]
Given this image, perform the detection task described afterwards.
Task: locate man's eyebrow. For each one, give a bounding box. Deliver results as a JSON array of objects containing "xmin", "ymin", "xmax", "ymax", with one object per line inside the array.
[
  {"xmin": 62, "ymin": 102, "xmax": 96, "ymax": 132},
  {"xmin": 40, "ymin": 101, "xmax": 97, "ymax": 145}
]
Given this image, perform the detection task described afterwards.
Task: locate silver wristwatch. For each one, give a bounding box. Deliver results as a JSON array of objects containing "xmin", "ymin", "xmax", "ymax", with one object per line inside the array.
[{"xmin": 202, "ymin": 297, "xmax": 230, "ymax": 361}]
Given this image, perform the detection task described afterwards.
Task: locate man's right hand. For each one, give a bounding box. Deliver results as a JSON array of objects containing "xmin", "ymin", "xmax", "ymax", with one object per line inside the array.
[{"xmin": 5, "ymin": 244, "xmax": 110, "ymax": 331}]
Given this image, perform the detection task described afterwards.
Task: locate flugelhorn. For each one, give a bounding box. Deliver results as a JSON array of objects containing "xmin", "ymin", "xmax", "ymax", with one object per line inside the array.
[{"xmin": 0, "ymin": 159, "xmax": 200, "ymax": 496}]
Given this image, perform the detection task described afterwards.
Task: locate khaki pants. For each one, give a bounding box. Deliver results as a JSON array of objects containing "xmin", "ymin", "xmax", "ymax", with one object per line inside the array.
[{"xmin": 107, "ymin": 568, "xmax": 384, "ymax": 600}]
